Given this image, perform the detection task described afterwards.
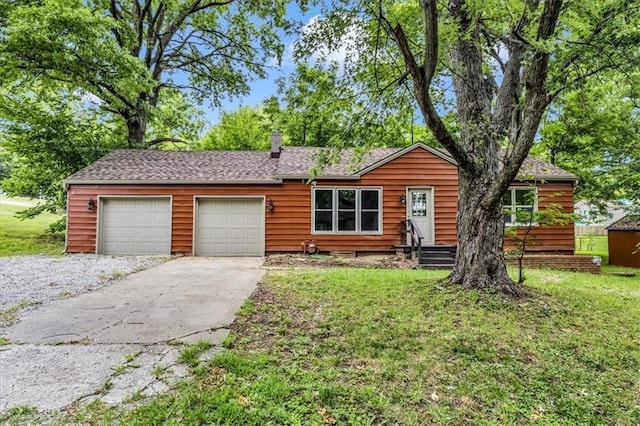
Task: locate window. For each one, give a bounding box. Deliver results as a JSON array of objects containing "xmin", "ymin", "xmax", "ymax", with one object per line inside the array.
[
  {"xmin": 313, "ymin": 188, "xmax": 381, "ymax": 233},
  {"xmin": 503, "ymin": 187, "xmax": 537, "ymax": 225}
]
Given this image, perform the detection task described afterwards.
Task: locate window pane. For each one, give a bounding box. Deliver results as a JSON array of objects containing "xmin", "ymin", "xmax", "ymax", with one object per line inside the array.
[
  {"xmin": 361, "ymin": 190, "xmax": 379, "ymax": 210},
  {"xmin": 503, "ymin": 190, "xmax": 512, "ymax": 205},
  {"xmin": 315, "ymin": 211, "xmax": 333, "ymax": 231},
  {"xmin": 338, "ymin": 211, "xmax": 356, "ymax": 231},
  {"xmin": 338, "ymin": 190, "xmax": 356, "ymax": 209},
  {"xmin": 503, "ymin": 213, "xmax": 513, "ymax": 223},
  {"xmin": 361, "ymin": 212, "xmax": 379, "ymax": 231},
  {"xmin": 515, "ymin": 189, "xmax": 535, "ymax": 206},
  {"xmin": 315, "ymin": 189, "xmax": 333, "ymax": 209},
  {"xmin": 515, "ymin": 206, "xmax": 534, "ymax": 223},
  {"xmin": 412, "ymin": 192, "xmax": 427, "ymax": 217}
]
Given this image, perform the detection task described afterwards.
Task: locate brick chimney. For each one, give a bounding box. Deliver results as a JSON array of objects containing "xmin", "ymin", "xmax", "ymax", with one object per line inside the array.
[{"xmin": 270, "ymin": 131, "xmax": 282, "ymax": 158}]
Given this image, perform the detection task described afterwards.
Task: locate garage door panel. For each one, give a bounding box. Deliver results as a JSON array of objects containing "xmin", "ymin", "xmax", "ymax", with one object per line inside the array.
[
  {"xmin": 231, "ymin": 215, "xmax": 247, "ymax": 226},
  {"xmin": 246, "ymin": 215, "xmax": 261, "ymax": 226},
  {"xmin": 196, "ymin": 198, "xmax": 264, "ymax": 256},
  {"xmin": 99, "ymin": 198, "xmax": 171, "ymax": 255},
  {"xmin": 215, "ymin": 216, "xmax": 231, "ymax": 226},
  {"xmin": 137, "ymin": 228, "xmax": 153, "ymax": 239},
  {"xmin": 214, "ymin": 228, "xmax": 230, "ymax": 239},
  {"xmin": 154, "ymin": 228, "xmax": 170, "ymax": 238}
]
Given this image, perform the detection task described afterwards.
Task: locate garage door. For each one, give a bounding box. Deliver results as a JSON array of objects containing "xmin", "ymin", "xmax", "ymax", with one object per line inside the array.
[
  {"xmin": 196, "ymin": 198, "xmax": 264, "ymax": 256},
  {"xmin": 99, "ymin": 198, "xmax": 171, "ymax": 255}
]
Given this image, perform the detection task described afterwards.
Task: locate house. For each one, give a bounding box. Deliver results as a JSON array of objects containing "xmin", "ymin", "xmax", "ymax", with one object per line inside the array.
[
  {"xmin": 64, "ymin": 134, "xmax": 577, "ymax": 258},
  {"xmin": 607, "ymin": 215, "xmax": 640, "ymax": 268},
  {"xmin": 574, "ymin": 200, "xmax": 627, "ymax": 226}
]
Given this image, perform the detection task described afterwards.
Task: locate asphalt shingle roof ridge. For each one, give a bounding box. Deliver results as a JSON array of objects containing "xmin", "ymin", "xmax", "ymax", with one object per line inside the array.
[{"xmin": 64, "ymin": 143, "xmax": 576, "ymax": 183}]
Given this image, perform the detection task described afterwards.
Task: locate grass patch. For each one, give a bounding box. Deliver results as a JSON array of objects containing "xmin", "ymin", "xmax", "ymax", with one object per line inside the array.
[
  {"xmin": 575, "ymin": 235, "xmax": 608, "ymax": 254},
  {"xmin": 0, "ymin": 301, "xmax": 40, "ymax": 328},
  {"xmin": 0, "ymin": 196, "xmax": 64, "ymax": 257},
  {"xmin": 0, "ymin": 406, "xmax": 40, "ymax": 425},
  {"xmin": 60, "ymin": 267, "xmax": 640, "ymax": 425},
  {"xmin": 178, "ymin": 341, "xmax": 213, "ymax": 368}
]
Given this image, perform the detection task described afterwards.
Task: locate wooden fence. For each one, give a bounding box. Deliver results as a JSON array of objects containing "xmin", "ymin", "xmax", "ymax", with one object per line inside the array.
[{"xmin": 575, "ymin": 225, "xmax": 607, "ymax": 236}]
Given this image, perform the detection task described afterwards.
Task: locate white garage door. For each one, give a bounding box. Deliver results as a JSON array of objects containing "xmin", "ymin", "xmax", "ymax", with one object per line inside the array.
[
  {"xmin": 99, "ymin": 198, "xmax": 171, "ymax": 255},
  {"xmin": 196, "ymin": 198, "xmax": 264, "ymax": 256}
]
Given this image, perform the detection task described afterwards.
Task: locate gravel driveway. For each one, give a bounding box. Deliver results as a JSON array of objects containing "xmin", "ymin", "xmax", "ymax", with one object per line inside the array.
[
  {"xmin": 0, "ymin": 255, "xmax": 262, "ymax": 420},
  {"xmin": 0, "ymin": 254, "xmax": 167, "ymax": 316}
]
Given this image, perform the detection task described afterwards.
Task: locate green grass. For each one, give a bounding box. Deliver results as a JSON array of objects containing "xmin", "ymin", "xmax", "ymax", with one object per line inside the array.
[
  {"xmin": 56, "ymin": 267, "xmax": 639, "ymax": 425},
  {"xmin": 575, "ymin": 234, "xmax": 608, "ymax": 259},
  {"xmin": 0, "ymin": 196, "xmax": 64, "ymax": 256}
]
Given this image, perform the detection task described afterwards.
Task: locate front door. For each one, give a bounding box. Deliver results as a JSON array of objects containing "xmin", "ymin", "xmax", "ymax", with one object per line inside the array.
[{"xmin": 407, "ymin": 188, "xmax": 433, "ymax": 245}]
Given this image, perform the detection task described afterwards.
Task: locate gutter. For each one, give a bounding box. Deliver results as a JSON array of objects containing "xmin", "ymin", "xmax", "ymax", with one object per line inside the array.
[{"xmin": 63, "ymin": 178, "xmax": 284, "ymax": 189}]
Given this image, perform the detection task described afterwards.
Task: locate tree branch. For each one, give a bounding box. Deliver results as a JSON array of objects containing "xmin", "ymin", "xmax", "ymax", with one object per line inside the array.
[
  {"xmin": 147, "ymin": 137, "xmax": 188, "ymax": 146},
  {"xmin": 388, "ymin": 3, "xmax": 471, "ymax": 169},
  {"xmin": 490, "ymin": 0, "xmax": 564, "ymax": 207}
]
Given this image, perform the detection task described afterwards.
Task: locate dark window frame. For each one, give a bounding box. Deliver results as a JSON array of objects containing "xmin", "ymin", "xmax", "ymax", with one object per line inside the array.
[{"xmin": 312, "ymin": 187, "xmax": 383, "ymax": 234}]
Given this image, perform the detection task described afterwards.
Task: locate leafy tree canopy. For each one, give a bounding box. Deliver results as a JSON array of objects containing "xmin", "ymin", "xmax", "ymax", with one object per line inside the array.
[
  {"xmin": 0, "ymin": 87, "xmax": 125, "ymax": 224},
  {"xmin": 0, "ymin": 0, "xmax": 307, "ymax": 146},
  {"xmin": 534, "ymin": 76, "xmax": 640, "ymax": 206},
  {"xmin": 196, "ymin": 106, "xmax": 272, "ymax": 150}
]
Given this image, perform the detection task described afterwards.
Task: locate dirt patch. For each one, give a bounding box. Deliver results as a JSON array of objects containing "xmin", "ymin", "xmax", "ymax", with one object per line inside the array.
[{"xmin": 263, "ymin": 254, "xmax": 417, "ymax": 269}]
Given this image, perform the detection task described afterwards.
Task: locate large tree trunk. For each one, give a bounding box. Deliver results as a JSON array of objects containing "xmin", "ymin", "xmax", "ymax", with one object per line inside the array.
[
  {"xmin": 450, "ymin": 170, "xmax": 519, "ymax": 295},
  {"xmin": 126, "ymin": 112, "xmax": 147, "ymax": 148}
]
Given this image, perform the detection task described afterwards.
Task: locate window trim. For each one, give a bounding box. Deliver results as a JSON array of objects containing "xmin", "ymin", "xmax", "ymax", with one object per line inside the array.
[
  {"xmin": 503, "ymin": 186, "xmax": 538, "ymax": 226},
  {"xmin": 312, "ymin": 187, "xmax": 383, "ymax": 235}
]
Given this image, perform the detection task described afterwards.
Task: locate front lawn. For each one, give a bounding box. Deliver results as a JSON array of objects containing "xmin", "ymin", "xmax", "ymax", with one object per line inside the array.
[
  {"xmin": 0, "ymin": 196, "xmax": 64, "ymax": 257},
  {"xmin": 61, "ymin": 267, "xmax": 639, "ymax": 425}
]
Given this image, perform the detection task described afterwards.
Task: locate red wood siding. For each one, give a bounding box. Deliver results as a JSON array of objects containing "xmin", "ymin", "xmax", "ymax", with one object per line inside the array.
[
  {"xmin": 269, "ymin": 148, "xmax": 460, "ymax": 253},
  {"xmin": 66, "ymin": 147, "xmax": 459, "ymax": 254},
  {"xmin": 65, "ymin": 147, "xmax": 574, "ymax": 255},
  {"xmin": 608, "ymin": 231, "xmax": 640, "ymax": 268},
  {"xmin": 505, "ymin": 182, "xmax": 575, "ymax": 253}
]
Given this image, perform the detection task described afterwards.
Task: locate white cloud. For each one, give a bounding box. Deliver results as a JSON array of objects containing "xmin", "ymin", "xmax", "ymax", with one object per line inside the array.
[
  {"xmin": 78, "ymin": 91, "xmax": 102, "ymax": 105},
  {"xmin": 290, "ymin": 14, "xmax": 363, "ymax": 68}
]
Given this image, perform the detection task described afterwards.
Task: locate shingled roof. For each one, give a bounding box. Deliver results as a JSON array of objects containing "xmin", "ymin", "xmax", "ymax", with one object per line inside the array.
[
  {"xmin": 516, "ymin": 156, "xmax": 577, "ymax": 181},
  {"xmin": 65, "ymin": 149, "xmax": 280, "ymax": 183},
  {"xmin": 607, "ymin": 214, "xmax": 640, "ymax": 231},
  {"xmin": 64, "ymin": 143, "xmax": 576, "ymax": 185}
]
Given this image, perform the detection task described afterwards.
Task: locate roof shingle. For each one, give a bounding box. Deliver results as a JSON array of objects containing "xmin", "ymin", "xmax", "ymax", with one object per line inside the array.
[
  {"xmin": 65, "ymin": 149, "xmax": 280, "ymax": 183},
  {"xmin": 607, "ymin": 214, "xmax": 640, "ymax": 231},
  {"xmin": 64, "ymin": 144, "xmax": 577, "ymax": 184}
]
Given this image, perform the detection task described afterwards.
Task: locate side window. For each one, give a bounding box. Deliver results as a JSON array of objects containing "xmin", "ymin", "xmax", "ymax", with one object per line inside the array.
[{"xmin": 503, "ymin": 188, "xmax": 537, "ymax": 225}]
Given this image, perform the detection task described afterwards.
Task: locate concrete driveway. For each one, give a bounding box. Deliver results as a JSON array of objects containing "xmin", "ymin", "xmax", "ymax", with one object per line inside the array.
[{"xmin": 0, "ymin": 257, "xmax": 263, "ymax": 414}]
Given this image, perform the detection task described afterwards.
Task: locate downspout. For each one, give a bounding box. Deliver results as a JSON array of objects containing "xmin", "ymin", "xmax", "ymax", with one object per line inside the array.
[{"xmin": 62, "ymin": 180, "xmax": 69, "ymax": 254}]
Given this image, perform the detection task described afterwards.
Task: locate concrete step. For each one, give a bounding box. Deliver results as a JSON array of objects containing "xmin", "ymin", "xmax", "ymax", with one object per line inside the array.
[
  {"xmin": 419, "ymin": 256, "xmax": 455, "ymax": 265},
  {"xmin": 420, "ymin": 263, "xmax": 455, "ymax": 270}
]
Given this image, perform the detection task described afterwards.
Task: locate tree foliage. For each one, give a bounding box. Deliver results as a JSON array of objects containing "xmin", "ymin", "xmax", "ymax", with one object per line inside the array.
[
  {"xmin": 0, "ymin": 88, "xmax": 126, "ymax": 226},
  {"xmin": 0, "ymin": 0, "xmax": 306, "ymax": 223},
  {"xmin": 0, "ymin": 0, "xmax": 302, "ymax": 146},
  {"xmin": 534, "ymin": 77, "xmax": 640, "ymax": 206},
  {"xmin": 197, "ymin": 106, "xmax": 272, "ymax": 150},
  {"xmin": 297, "ymin": 0, "xmax": 640, "ymax": 294},
  {"xmin": 267, "ymin": 63, "xmax": 419, "ymax": 148}
]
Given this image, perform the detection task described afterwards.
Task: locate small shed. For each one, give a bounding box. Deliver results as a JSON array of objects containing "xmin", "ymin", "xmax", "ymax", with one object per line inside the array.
[{"xmin": 607, "ymin": 214, "xmax": 640, "ymax": 268}]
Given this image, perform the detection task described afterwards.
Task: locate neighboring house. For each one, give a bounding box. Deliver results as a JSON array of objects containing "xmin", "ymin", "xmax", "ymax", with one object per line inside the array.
[
  {"xmin": 574, "ymin": 200, "xmax": 627, "ymax": 226},
  {"xmin": 64, "ymin": 135, "xmax": 577, "ymax": 257},
  {"xmin": 607, "ymin": 215, "xmax": 640, "ymax": 268}
]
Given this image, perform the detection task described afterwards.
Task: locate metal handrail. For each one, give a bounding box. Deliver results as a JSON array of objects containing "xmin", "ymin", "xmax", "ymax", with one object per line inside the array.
[{"xmin": 402, "ymin": 219, "xmax": 423, "ymax": 260}]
